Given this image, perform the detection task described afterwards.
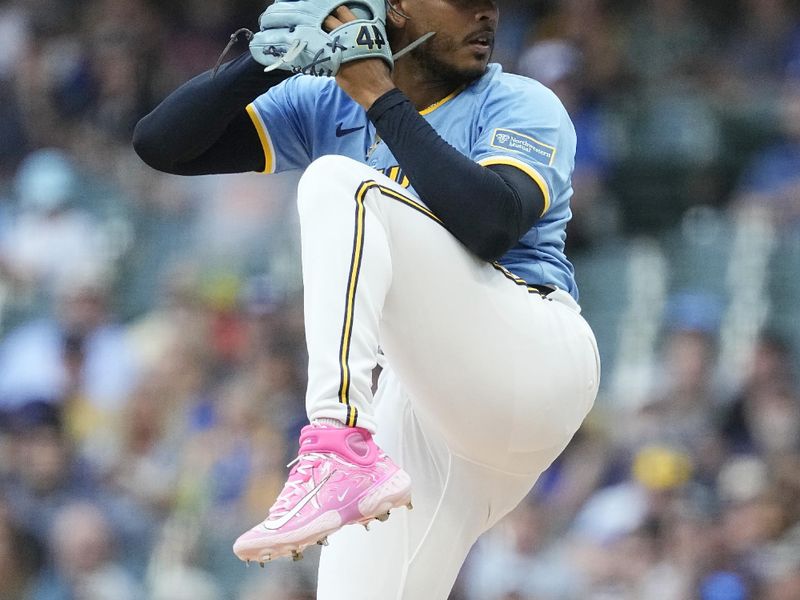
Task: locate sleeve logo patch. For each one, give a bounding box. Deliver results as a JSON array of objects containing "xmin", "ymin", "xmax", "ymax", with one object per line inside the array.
[{"xmin": 490, "ymin": 128, "xmax": 556, "ymax": 166}]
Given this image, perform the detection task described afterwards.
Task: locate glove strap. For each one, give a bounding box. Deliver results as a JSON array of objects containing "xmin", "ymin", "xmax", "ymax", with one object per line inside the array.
[
  {"xmin": 392, "ymin": 31, "xmax": 436, "ymax": 61},
  {"xmin": 213, "ymin": 28, "xmax": 255, "ymax": 78}
]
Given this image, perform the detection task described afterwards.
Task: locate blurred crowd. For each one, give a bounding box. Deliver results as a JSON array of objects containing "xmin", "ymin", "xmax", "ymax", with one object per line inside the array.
[{"xmin": 1, "ymin": 0, "xmax": 800, "ymax": 599}]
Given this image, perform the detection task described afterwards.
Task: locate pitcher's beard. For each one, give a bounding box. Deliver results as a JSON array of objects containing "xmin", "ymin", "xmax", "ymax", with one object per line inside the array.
[{"xmin": 409, "ymin": 37, "xmax": 491, "ymax": 87}]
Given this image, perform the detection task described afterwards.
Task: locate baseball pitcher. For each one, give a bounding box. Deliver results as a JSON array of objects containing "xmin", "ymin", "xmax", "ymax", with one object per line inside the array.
[{"xmin": 133, "ymin": 1, "xmax": 600, "ymax": 598}]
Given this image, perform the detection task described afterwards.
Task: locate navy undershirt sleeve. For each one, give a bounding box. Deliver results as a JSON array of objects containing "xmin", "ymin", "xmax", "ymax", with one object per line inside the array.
[
  {"xmin": 132, "ymin": 52, "xmax": 290, "ymax": 175},
  {"xmin": 367, "ymin": 88, "xmax": 545, "ymax": 261},
  {"xmin": 134, "ymin": 62, "xmax": 545, "ymax": 261}
]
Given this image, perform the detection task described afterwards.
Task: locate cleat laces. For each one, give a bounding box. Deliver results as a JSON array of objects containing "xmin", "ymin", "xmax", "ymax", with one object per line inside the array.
[
  {"xmin": 269, "ymin": 453, "xmax": 324, "ymax": 517},
  {"xmin": 268, "ymin": 450, "xmax": 366, "ymax": 518}
]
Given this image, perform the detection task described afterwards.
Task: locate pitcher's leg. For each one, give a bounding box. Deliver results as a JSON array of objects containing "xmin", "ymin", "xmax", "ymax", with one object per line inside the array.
[
  {"xmin": 232, "ymin": 156, "xmax": 418, "ymax": 564},
  {"xmin": 317, "ymin": 370, "xmax": 544, "ymax": 600},
  {"xmin": 297, "ymin": 156, "xmax": 394, "ymax": 431},
  {"xmin": 236, "ymin": 155, "xmax": 597, "ymax": 583},
  {"xmin": 298, "ymin": 154, "xmax": 597, "ymax": 469}
]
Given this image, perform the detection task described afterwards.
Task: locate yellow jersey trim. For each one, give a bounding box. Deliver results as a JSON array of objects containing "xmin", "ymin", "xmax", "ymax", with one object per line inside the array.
[
  {"xmin": 479, "ymin": 156, "xmax": 551, "ymax": 217},
  {"xmin": 245, "ymin": 103, "xmax": 275, "ymax": 174},
  {"xmin": 490, "ymin": 262, "xmax": 553, "ymax": 296},
  {"xmin": 419, "ymin": 86, "xmax": 464, "ymax": 116}
]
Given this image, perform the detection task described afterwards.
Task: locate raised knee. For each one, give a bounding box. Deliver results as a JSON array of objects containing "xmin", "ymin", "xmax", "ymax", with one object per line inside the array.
[
  {"xmin": 299, "ymin": 155, "xmax": 364, "ymax": 192},
  {"xmin": 297, "ymin": 155, "xmax": 375, "ymax": 218}
]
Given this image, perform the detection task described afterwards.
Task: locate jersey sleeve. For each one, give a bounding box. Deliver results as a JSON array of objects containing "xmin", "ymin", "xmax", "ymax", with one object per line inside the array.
[
  {"xmin": 246, "ymin": 75, "xmax": 314, "ymax": 174},
  {"xmin": 471, "ymin": 80, "xmax": 577, "ymax": 217}
]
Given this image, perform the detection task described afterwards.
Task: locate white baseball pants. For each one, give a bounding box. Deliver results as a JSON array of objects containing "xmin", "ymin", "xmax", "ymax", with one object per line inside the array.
[{"xmin": 297, "ymin": 155, "xmax": 600, "ymax": 599}]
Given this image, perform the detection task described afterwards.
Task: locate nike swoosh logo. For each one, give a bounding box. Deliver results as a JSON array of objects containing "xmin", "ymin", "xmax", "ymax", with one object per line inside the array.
[
  {"xmin": 337, "ymin": 490, "xmax": 348, "ymax": 502},
  {"xmin": 261, "ymin": 472, "xmax": 333, "ymax": 531},
  {"xmin": 336, "ymin": 123, "xmax": 365, "ymax": 137}
]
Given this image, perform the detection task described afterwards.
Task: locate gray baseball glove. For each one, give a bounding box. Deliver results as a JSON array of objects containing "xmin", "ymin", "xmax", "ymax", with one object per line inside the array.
[{"xmin": 249, "ymin": 0, "xmax": 392, "ymax": 77}]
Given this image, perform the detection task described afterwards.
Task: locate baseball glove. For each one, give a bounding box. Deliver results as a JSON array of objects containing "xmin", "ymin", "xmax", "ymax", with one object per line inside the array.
[{"xmin": 249, "ymin": 0, "xmax": 392, "ymax": 77}]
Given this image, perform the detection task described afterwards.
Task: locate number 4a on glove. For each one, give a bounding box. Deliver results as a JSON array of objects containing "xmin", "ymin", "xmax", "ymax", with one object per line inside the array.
[{"xmin": 356, "ymin": 25, "xmax": 386, "ymax": 49}]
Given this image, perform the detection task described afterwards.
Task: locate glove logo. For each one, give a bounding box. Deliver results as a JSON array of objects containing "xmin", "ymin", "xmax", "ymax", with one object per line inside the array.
[{"xmin": 336, "ymin": 123, "xmax": 366, "ymax": 137}]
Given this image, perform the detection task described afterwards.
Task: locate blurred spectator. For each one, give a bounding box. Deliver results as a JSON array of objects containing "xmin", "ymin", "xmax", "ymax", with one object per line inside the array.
[
  {"xmin": 731, "ymin": 76, "xmax": 800, "ymax": 228},
  {"xmin": 564, "ymin": 444, "xmax": 710, "ymax": 599},
  {"xmin": 739, "ymin": 332, "xmax": 794, "ymax": 392},
  {"xmin": 0, "ymin": 268, "xmax": 140, "ymax": 419},
  {"xmin": 174, "ymin": 375, "xmax": 288, "ymax": 530},
  {"xmin": 235, "ymin": 563, "xmax": 317, "ymax": 600},
  {"xmin": 106, "ymin": 375, "xmax": 185, "ymax": 516},
  {"xmin": 723, "ymin": 0, "xmax": 798, "ymax": 86},
  {"xmin": 530, "ymin": 423, "xmax": 615, "ymax": 531},
  {"xmin": 145, "ymin": 517, "xmax": 224, "ymax": 600},
  {"xmin": 0, "ymin": 496, "xmax": 41, "ymax": 600},
  {"xmin": 718, "ymin": 467, "xmax": 785, "ymax": 553},
  {"xmin": 2, "ymin": 401, "xmax": 154, "ymax": 573},
  {"xmin": 0, "ymin": 149, "xmax": 112, "ymax": 311},
  {"xmin": 518, "ymin": 39, "xmax": 619, "ymax": 251},
  {"xmin": 623, "ymin": 0, "xmax": 713, "ymax": 86},
  {"xmin": 0, "ymin": 72, "xmax": 28, "ymax": 177},
  {"xmin": 610, "ymin": 0, "xmax": 724, "ymax": 231},
  {"xmin": 126, "ymin": 261, "xmax": 213, "ymax": 376},
  {"xmin": 149, "ymin": 565, "xmax": 221, "ymax": 600},
  {"xmin": 487, "ymin": 0, "xmax": 536, "ymax": 69},
  {"xmin": 763, "ymin": 561, "xmax": 800, "ymax": 600},
  {"xmin": 81, "ymin": 0, "xmax": 163, "ymax": 142},
  {"xmin": 3, "ymin": 401, "xmax": 96, "ymax": 544},
  {"xmin": 626, "ymin": 292, "xmax": 725, "ymax": 466},
  {"xmin": 26, "ymin": 501, "xmax": 143, "ymax": 600},
  {"xmin": 463, "ymin": 500, "xmax": 584, "ymax": 600},
  {"xmin": 699, "ymin": 571, "xmax": 751, "ymax": 600},
  {"xmin": 712, "ymin": 457, "xmax": 792, "ymax": 594},
  {"xmin": 720, "ymin": 380, "xmax": 800, "ymax": 457},
  {"xmin": 0, "ymin": 4, "xmax": 29, "ymax": 82}
]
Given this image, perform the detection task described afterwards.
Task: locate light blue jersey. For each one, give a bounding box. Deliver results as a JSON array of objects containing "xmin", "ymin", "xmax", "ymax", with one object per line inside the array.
[{"xmin": 247, "ymin": 63, "xmax": 578, "ymax": 299}]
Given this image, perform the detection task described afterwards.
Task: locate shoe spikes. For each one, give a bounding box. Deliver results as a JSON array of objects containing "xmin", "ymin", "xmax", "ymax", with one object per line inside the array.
[{"xmin": 243, "ymin": 501, "xmax": 413, "ymax": 567}]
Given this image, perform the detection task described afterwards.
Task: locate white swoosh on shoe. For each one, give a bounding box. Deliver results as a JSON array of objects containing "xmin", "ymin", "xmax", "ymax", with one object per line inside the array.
[{"xmin": 261, "ymin": 473, "xmax": 333, "ymax": 531}]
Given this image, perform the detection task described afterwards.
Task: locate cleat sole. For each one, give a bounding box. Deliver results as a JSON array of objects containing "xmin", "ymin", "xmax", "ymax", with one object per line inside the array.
[
  {"xmin": 237, "ymin": 496, "xmax": 411, "ymax": 566},
  {"xmin": 234, "ymin": 470, "xmax": 412, "ymax": 565}
]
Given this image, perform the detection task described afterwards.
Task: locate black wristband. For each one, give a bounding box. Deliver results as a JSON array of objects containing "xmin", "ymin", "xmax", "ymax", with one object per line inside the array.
[{"xmin": 367, "ymin": 88, "xmax": 410, "ymax": 122}]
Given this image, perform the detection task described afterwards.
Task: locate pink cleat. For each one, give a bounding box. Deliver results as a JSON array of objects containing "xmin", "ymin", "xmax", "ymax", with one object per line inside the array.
[{"xmin": 233, "ymin": 424, "xmax": 412, "ymax": 564}]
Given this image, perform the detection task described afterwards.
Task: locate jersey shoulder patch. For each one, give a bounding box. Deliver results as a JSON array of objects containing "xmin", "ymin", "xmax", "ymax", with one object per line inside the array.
[{"xmin": 490, "ymin": 128, "xmax": 556, "ymax": 166}]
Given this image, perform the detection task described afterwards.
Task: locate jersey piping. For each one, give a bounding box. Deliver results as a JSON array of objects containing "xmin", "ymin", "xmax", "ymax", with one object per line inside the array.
[
  {"xmin": 478, "ymin": 156, "xmax": 551, "ymax": 216},
  {"xmin": 246, "ymin": 103, "xmax": 276, "ymax": 174},
  {"xmin": 419, "ymin": 86, "xmax": 465, "ymax": 115}
]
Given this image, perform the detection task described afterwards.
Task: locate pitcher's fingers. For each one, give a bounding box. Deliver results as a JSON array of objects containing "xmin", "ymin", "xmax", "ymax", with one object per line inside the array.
[
  {"xmin": 323, "ymin": 14, "xmax": 343, "ymax": 31},
  {"xmin": 333, "ymin": 5, "xmax": 358, "ymax": 22}
]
